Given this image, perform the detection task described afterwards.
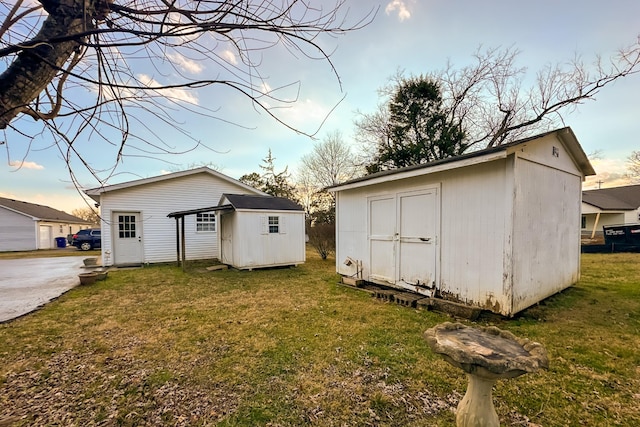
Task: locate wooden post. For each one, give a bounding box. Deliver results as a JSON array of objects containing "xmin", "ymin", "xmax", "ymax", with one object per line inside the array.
[
  {"xmin": 591, "ymin": 212, "xmax": 601, "ymax": 239},
  {"xmin": 175, "ymin": 217, "xmax": 181, "ymax": 267},
  {"xmin": 181, "ymin": 216, "xmax": 186, "ymax": 272}
]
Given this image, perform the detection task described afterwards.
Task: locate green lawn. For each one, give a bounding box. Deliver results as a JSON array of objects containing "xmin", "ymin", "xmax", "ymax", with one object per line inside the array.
[{"xmin": 0, "ymin": 250, "xmax": 638, "ymax": 426}]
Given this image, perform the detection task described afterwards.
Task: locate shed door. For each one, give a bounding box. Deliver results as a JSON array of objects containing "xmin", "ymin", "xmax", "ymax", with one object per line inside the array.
[
  {"xmin": 113, "ymin": 212, "xmax": 143, "ymax": 265},
  {"xmin": 220, "ymin": 213, "xmax": 233, "ymax": 265},
  {"xmin": 367, "ymin": 187, "xmax": 439, "ymax": 293},
  {"xmin": 397, "ymin": 189, "xmax": 438, "ymax": 291},
  {"xmin": 369, "ymin": 196, "xmax": 396, "ymax": 284}
]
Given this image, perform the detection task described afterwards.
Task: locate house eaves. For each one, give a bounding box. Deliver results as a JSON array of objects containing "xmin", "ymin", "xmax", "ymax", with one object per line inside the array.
[{"xmin": 85, "ymin": 167, "xmax": 266, "ymax": 202}]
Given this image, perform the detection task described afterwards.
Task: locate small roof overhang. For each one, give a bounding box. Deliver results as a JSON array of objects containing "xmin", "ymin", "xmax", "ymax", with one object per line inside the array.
[{"xmin": 167, "ymin": 204, "xmax": 233, "ymax": 219}]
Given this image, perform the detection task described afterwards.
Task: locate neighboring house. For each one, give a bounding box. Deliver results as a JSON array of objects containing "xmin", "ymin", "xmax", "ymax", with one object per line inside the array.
[
  {"xmin": 168, "ymin": 193, "xmax": 306, "ymax": 270},
  {"xmin": 328, "ymin": 127, "xmax": 595, "ymax": 317},
  {"xmin": 85, "ymin": 167, "xmax": 265, "ymax": 266},
  {"xmin": 0, "ymin": 197, "xmax": 91, "ymax": 251},
  {"xmin": 581, "ymin": 184, "xmax": 640, "ymax": 238}
]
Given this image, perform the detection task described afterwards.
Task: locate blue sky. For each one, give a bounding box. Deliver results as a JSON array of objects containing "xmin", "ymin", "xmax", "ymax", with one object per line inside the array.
[{"xmin": 2, "ymin": 0, "xmax": 639, "ymax": 212}]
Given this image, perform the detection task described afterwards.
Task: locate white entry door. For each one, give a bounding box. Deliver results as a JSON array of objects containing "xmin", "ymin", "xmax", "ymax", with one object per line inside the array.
[
  {"xmin": 113, "ymin": 212, "xmax": 143, "ymax": 265},
  {"xmin": 368, "ymin": 187, "xmax": 439, "ymax": 293}
]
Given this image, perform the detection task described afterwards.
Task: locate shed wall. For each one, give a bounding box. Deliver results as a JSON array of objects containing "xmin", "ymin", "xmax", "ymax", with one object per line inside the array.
[
  {"xmin": 99, "ymin": 173, "xmax": 256, "ymax": 265},
  {"xmin": 224, "ymin": 210, "xmax": 305, "ymax": 269},
  {"xmin": 0, "ymin": 208, "xmax": 35, "ymax": 251},
  {"xmin": 336, "ymin": 160, "xmax": 510, "ymax": 309},
  {"xmin": 511, "ymin": 158, "xmax": 582, "ymax": 313}
]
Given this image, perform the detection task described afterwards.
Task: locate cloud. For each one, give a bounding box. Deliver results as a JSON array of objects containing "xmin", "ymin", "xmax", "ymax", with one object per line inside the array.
[
  {"xmin": 9, "ymin": 160, "xmax": 44, "ymax": 170},
  {"xmin": 166, "ymin": 52, "xmax": 204, "ymax": 74},
  {"xmin": 219, "ymin": 49, "xmax": 238, "ymax": 66},
  {"xmin": 583, "ymin": 157, "xmax": 633, "ymax": 189},
  {"xmin": 385, "ymin": 0, "xmax": 412, "ymax": 21},
  {"xmin": 137, "ymin": 74, "xmax": 199, "ymax": 105}
]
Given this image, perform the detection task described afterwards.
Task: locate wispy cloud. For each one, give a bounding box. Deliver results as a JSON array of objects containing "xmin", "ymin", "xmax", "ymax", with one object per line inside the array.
[
  {"xmin": 138, "ymin": 74, "xmax": 199, "ymax": 105},
  {"xmin": 584, "ymin": 158, "xmax": 632, "ymax": 189},
  {"xmin": 9, "ymin": 160, "xmax": 44, "ymax": 170},
  {"xmin": 166, "ymin": 52, "xmax": 204, "ymax": 74},
  {"xmin": 385, "ymin": 0, "xmax": 412, "ymax": 21},
  {"xmin": 219, "ymin": 49, "xmax": 238, "ymax": 66}
]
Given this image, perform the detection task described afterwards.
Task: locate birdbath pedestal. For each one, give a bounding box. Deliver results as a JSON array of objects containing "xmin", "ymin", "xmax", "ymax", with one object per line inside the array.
[{"xmin": 424, "ymin": 322, "xmax": 548, "ymax": 427}]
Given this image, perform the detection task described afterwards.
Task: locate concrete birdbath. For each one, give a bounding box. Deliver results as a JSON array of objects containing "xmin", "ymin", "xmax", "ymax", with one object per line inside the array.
[{"xmin": 424, "ymin": 322, "xmax": 548, "ymax": 427}]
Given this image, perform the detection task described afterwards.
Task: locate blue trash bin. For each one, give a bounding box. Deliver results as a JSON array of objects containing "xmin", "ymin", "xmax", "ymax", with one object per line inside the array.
[{"xmin": 55, "ymin": 237, "xmax": 67, "ymax": 248}]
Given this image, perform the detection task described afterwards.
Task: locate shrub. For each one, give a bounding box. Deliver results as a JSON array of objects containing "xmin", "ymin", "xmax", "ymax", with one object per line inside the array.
[{"xmin": 307, "ymin": 223, "xmax": 335, "ymax": 260}]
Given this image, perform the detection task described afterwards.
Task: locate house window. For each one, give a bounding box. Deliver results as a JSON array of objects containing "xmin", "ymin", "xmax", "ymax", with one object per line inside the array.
[
  {"xmin": 268, "ymin": 216, "xmax": 279, "ymax": 233},
  {"xmin": 196, "ymin": 213, "xmax": 216, "ymax": 232},
  {"xmin": 59, "ymin": 225, "xmax": 64, "ymax": 233},
  {"xmin": 581, "ymin": 215, "xmax": 587, "ymax": 229},
  {"xmin": 118, "ymin": 215, "xmax": 136, "ymax": 238}
]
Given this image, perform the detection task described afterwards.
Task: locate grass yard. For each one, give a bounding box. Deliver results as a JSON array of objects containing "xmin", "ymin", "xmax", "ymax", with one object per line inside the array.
[{"xmin": 0, "ymin": 250, "xmax": 639, "ymax": 426}]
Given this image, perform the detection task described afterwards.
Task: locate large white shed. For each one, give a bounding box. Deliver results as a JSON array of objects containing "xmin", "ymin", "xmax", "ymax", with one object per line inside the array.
[
  {"xmin": 218, "ymin": 194, "xmax": 306, "ymax": 270},
  {"xmin": 328, "ymin": 128, "xmax": 595, "ymax": 316}
]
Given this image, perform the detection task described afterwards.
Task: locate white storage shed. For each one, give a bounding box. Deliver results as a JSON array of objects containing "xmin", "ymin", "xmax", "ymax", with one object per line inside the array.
[
  {"xmin": 328, "ymin": 128, "xmax": 595, "ymax": 316},
  {"xmin": 219, "ymin": 194, "xmax": 305, "ymax": 270}
]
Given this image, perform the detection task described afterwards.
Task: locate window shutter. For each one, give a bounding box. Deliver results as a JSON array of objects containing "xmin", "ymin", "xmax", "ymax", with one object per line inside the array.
[
  {"xmin": 261, "ymin": 215, "xmax": 268, "ymax": 234},
  {"xmin": 280, "ymin": 216, "xmax": 287, "ymax": 234}
]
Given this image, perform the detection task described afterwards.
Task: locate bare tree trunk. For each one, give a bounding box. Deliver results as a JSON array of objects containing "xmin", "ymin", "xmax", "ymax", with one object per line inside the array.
[{"xmin": 0, "ymin": 0, "xmax": 90, "ymax": 129}]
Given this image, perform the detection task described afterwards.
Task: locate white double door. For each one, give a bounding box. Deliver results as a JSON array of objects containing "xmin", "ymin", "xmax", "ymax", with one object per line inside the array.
[{"xmin": 368, "ymin": 187, "xmax": 439, "ymax": 293}]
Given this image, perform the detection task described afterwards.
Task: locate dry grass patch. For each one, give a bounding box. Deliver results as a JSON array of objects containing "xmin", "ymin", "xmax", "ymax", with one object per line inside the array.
[{"xmin": 1, "ymin": 250, "xmax": 639, "ymax": 426}]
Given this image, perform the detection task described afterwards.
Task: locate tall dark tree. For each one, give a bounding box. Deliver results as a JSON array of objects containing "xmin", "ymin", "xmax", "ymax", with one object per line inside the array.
[
  {"xmin": 0, "ymin": 1, "xmax": 373, "ymax": 184},
  {"xmin": 363, "ymin": 76, "xmax": 467, "ymax": 173}
]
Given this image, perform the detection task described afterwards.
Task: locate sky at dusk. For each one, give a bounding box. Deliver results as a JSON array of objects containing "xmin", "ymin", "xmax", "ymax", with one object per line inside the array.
[{"xmin": 1, "ymin": 0, "xmax": 639, "ymax": 213}]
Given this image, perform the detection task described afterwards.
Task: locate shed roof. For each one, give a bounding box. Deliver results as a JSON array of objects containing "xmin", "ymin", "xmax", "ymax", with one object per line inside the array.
[
  {"xmin": 84, "ymin": 166, "xmax": 265, "ymax": 202},
  {"xmin": 582, "ymin": 184, "xmax": 640, "ymax": 211},
  {"xmin": 0, "ymin": 197, "xmax": 90, "ymax": 223},
  {"xmin": 327, "ymin": 127, "xmax": 595, "ymax": 192},
  {"xmin": 221, "ymin": 194, "xmax": 304, "ymax": 211}
]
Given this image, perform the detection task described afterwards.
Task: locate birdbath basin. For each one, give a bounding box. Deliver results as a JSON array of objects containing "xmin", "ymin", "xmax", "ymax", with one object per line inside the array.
[{"xmin": 424, "ymin": 322, "xmax": 548, "ymax": 427}]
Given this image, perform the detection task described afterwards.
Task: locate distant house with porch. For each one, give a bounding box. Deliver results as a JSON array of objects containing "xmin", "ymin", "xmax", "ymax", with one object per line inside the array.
[
  {"xmin": 581, "ymin": 184, "xmax": 640, "ymax": 239},
  {"xmin": 0, "ymin": 197, "xmax": 91, "ymax": 251}
]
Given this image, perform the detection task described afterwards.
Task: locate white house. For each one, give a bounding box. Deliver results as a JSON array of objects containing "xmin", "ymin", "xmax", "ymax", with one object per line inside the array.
[
  {"xmin": 581, "ymin": 184, "xmax": 640, "ymax": 238},
  {"xmin": 328, "ymin": 128, "xmax": 595, "ymax": 317},
  {"xmin": 0, "ymin": 197, "xmax": 91, "ymax": 251},
  {"xmin": 85, "ymin": 167, "xmax": 264, "ymax": 266}
]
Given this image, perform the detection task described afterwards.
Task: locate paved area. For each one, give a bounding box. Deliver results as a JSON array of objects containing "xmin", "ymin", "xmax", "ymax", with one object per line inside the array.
[{"xmin": 0, "ymin": 256, "xmax": 87, "ymax": 322}]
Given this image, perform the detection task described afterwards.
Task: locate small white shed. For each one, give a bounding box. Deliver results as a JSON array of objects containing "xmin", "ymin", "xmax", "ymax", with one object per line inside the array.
[
  {"xmin": 328, "ymin": 128, "xmax": 595, "ymax": 316},
  {"xmin": 218, "ymin": 194, "xmax": 305, "ymax": 270}
]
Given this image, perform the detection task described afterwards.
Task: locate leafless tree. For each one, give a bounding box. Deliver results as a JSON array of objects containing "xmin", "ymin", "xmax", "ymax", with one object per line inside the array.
[
  {"xmin": 356, "ymin": 42, "xmax": 640, "ymax": 162},
  {"xmin": 299, "ymin": 130, "xmax": 359, "ymax": 190},
  {"xmin": 627, "ymin": 151, "xmax": 640, "ymax": 183},
  {"xmin": 0, "ymin": 1, "xmax": 374, "ymax": 185},
  {"xmin": 71, "ymin": 206, "xmax": 100, "ymax": 224}
]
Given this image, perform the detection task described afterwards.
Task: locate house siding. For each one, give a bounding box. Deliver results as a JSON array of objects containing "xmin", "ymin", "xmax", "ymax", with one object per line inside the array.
[
  {"xmin": 0, "ymin": 208, "xmax": 36, "ymax": 251},
  {"xmin": 99, "ymin": 172, "xmax": 260, "ymax": 265}
]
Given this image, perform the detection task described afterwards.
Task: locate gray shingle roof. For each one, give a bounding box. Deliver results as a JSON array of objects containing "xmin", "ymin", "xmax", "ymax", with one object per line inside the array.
[
  {"xmin": 0, "ymin": 197, "xmax": 89, "ymax": 223},
  {"xmin": 582, "ymin": 184, "xmax": 640, "ymax": 210},
  {"xmin": 223, "ymin": 194, "xmax": 303, "ymax": 211}
]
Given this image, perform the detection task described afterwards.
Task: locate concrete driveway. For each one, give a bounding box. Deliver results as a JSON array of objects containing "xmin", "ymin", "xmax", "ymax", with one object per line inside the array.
[{"xmin": 0, "ymin": 256, "xmax": 87, "ymax": 322}]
